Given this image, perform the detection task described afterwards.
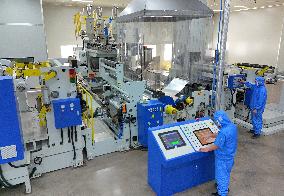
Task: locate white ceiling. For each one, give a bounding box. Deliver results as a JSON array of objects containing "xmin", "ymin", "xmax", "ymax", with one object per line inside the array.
[
  {"xmin": 43, "ymin": 0, "xmax": 284, "ymax": 11},
  {"xmin": 42, "ymin": 0, "xmax": 131, "ymax": 8},
  {"xmin": 208, "ymin": 0, "xmax": 284, "ymax": 11}
]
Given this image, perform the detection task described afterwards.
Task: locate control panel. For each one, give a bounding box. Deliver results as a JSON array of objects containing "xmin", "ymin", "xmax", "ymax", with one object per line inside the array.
[
  {"xmin": 153, "ymin": 126, "xmax": 194, "ymax": 160},
  {"xmin": 227, "ymin": 74, "xmax": 246, "ymax": 89},
  {"xmin": 152, "ymin": 119, "xmax": 219, "ymax": 160},
  {"xmin": 52, "ymin": 98, "xmax": 82, "ymax": 129},
  {"xmin": 180, "ymin": 119, "xmax": 219, "ymax": 151}
]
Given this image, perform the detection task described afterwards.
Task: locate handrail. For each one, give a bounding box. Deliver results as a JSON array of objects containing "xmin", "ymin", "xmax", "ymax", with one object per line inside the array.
[{"xmin": 78, "ymin": 84, "xmax": 95, "ymax": 144}]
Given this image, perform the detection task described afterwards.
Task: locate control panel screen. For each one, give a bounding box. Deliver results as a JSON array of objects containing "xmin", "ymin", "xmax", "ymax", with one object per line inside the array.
[
  {"xmin": 193, "ymin": 128, "xmax": 215, "ymax": 146},
  {"xmin": 158, "ymin": 130, "xmax": 186, "ymax": 150}
]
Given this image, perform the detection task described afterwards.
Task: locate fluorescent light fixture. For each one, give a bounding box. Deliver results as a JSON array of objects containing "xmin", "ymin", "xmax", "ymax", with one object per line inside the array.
[
  {"xmin": 260, "ymin": 6, "xmax": 265, "ymax": 9},
  {"xmin": 268, "ymin": 5, "xmax": 273, "ymax": 7},
  {"xmin": 234, "ymin": 6, "xmax": 248, "ymax": 8},
  {"xmin": 72, "ymin": 0, "xmax": 93, "ymax": 3},
  {"xmin": 252, "ymin": 7, "xmax": 258, "ymax": 10}
]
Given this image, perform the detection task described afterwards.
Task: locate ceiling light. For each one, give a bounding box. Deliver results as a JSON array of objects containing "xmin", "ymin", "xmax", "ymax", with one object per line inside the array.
[
  {"xmin": 252, "ymin": 7, "xmax": 258, "ymax": 10},
  {"xmin": 260, "ymin": 6, "xmax": 265, "ymax": 8},
  {"xmin": 268, "ymin": 5, "xmax": 273, "ymax": 8},
  {"xmin": 234, "ymin": 6, "xmax": 248, "ymax": 8},
  {"xmin": 72, "ymin": 0, "xmax": 93, "ymax": 3}
]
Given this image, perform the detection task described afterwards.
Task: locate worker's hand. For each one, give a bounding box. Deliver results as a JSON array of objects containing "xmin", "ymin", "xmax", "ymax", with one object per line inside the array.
[
  {"xmin": 199, "ymin": 148, "xmax": 209, "ymax": 152},
  {"xmin": 252, "ymin": 109, "xmax": 257, "ymax": 114}
]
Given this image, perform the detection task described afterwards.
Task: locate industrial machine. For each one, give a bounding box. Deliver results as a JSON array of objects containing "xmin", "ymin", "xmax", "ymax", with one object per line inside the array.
[
  {"xmin": 74, "ymin": 5, "xmax": 118, "ymax": 88},
  {"xmin": 0, "ymin": 59, "xmax": 86, "ymax": 193},
  {"xmin": 148, "ymin": 118, "xmax": 219, "ymax": 196},
  {"xmin": 220, "ymin": 64, "xmax": 284, "ymax": 136}
]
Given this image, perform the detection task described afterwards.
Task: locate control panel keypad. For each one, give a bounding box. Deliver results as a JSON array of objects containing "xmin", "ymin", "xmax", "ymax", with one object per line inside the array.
[{"xmin": 180, "ymin": 119, "xmax": 219, "ymax": 151}]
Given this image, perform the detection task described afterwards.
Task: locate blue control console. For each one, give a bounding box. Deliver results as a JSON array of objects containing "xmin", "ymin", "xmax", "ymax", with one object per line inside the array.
[
  {"xmin": 148, "ymin": 118, "xmax": 219, "ymax": 196},
  {"xmin": 52, "ymin": 98, "xmax": 82, "ymax": 129},
  {"xmin": 137, "ymin": 100, "xmax": 164, "ymax": 147},
  {"xmin": 0, "ymin": 77, "xmax": 25, "ymax": 164},
  {"xmin": 227, "ymin": 74, "xmax": 246, "ymax": 89}
]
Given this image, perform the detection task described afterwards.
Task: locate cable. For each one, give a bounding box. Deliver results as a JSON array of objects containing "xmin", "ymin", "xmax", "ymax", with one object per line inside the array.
[
  {"xmin": 8, "ymin": 162, "xmax": 29, "ymax": 168},
  {"xmin": 75, "ymin": 126, "xmax": 78, "ymax": 142},
  {"xmin": 29, "ymin": 167, "xmax": 37, "ymax": 178},
  {"xmin": 0, "ymin": 165, "xmax": 13, "ymax": 187},
  {"xmin": 68, "ymin": 127, "xmax": 71, "ymax": 143},
  {"xmin": 34, "ymin": 157, "xmax": 43, "ymax": 165},
  {"xmin": 71, "ymin": 126, "xmax": 77, "ymax": 160},
  {"xmin": 127, "ymin": 115, "xmax": 132, "ymax": 149},
  {"xmin": 60, "ymin": 128, "xmax": 64, "ymax": 145}
]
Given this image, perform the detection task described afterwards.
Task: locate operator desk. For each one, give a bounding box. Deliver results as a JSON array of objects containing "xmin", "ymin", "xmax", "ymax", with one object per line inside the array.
[{"xmin": 148, "ymin": 117, "xmax": 219, "ymax": 196}]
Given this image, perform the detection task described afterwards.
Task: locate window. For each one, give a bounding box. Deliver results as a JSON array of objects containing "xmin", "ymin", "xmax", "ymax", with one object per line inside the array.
[
  {"xmin": 60, "ymin": 45, "xmax": 76, "ymax": 58},
  {"xmin": 164, "ymin": 44, "xmax": 172, "ymax": 61}
]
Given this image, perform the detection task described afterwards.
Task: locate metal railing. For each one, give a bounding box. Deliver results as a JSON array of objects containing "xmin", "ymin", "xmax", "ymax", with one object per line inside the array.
[{"xmin": 78, "ymin": 84, "xmax": 95, "ymax": 144}]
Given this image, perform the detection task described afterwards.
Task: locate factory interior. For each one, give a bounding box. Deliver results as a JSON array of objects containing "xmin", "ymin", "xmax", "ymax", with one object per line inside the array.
[{"xmin": 0, "ymin": 0, "xmax": 284, "ymax": 195}]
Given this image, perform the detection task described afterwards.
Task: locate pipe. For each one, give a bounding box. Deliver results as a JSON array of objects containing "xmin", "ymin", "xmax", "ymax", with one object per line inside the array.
[{"xmin": 215, "ymin": 0, "xmax": 231, "ymax": 111}]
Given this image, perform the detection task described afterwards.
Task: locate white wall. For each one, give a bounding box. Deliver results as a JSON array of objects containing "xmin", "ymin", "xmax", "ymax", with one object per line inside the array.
[
  {"xmin": 214, "ymin": 6, "xmax": 284, "ymax": 71},
  {"xmin": 0, "ymin": 0, "xmax": 47, "ymax": 61},
  {"xmin": 43, "ymin": 4, "xmax": 114, "ymax": 59}
]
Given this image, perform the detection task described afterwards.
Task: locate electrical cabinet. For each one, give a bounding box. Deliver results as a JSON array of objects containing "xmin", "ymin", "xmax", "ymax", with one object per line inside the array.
[
  {"xmin": 137, "ymin": 100, "xmax": 164, "ymax": 147},
  {"xmin": 52, "ymin": 98, "xmax": 82, "ymax": 129},
  {"xmin": 0, "ymin": 77, "xmax": 25, "ymax": 164}
]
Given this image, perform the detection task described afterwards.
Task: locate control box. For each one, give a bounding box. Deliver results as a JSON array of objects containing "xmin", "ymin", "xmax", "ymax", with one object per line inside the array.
[
  {"xmin": 148, "ymin": 118, "xmax": 219, "ymax": 196},
  {"xmin": 52, "ymin": 98, "xmax": 82, "ymax": 129},
  {"xmin": 227, "ymin": 74, "xmax": 246, "ymax": 89},
  {"xmin": 0, "ymin": 77, "xmax": 25, "ymax": 164},
  {"xmin": 137, "ymin": 100, "xmax": 164, "ymax": 147}
]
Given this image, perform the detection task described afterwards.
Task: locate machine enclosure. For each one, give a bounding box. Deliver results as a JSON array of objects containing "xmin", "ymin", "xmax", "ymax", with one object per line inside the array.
[
  {"xmin": 148, "ymin": 118, "xmax": 215, "ymax": 196},
  {"xmin": 0, "ymin": 77, "xmax": 25, "ymax": 164},
  {"xmin": 137, "ymin": 100, "xmax": 164, "ymax": 147},
  {"xmin": 52, "ymin": 98, "xmax": 82, "ymax": 129}
]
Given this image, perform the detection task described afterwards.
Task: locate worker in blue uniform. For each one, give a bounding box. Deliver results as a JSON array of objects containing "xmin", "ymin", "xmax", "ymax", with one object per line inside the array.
[
  {"xmin": 200, "ymin": 110, "xmax": 238, "ymax": 196},
  {"xmin": 243, "ymin": 77, "xmax": 267, "ymax": 138}
]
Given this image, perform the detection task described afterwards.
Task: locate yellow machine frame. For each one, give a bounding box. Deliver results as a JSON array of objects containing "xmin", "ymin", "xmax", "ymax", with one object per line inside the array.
[{"xmin": 78, "ymin": 84, "xmax": 95, "ymax": 144}]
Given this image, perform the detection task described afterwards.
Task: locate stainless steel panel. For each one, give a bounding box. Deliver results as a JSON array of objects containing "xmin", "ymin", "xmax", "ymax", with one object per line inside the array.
[{"xmin": 117, "ymin": 0, "xmax": 213, "ymax": 23}]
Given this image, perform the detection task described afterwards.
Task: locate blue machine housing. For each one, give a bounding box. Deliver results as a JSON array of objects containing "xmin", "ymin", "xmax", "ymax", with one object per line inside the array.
[
  {"xmin": 0, "ymin": 77, "xmax": 25, "ymax": 164},
  {"xmin": 158, "ymin": 96, "xmax": 175, "ymax": 107},
  {"xmin": 52, "ymin": 98, "xmax": 82, "ymax": 129},
  {"xmin": 227, "ymin": 74, "xmax": 246, "ymax": 89},
  {"xmin": 148, "ymin": 118, "xmax": 215, "ymax": 196},
  {"xmin": 137, "ymin": 100, "xmax": 164, "ymax": 147}
]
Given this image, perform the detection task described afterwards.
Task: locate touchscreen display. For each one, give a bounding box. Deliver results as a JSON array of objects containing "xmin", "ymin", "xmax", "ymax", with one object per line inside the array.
[
  {"xmin": 158, "ymin": 130, "xmax": 186, "ymax": 150},
  {"xmin": 193, "ymin": 128, "xmax": 215, "ymax": 146}
]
